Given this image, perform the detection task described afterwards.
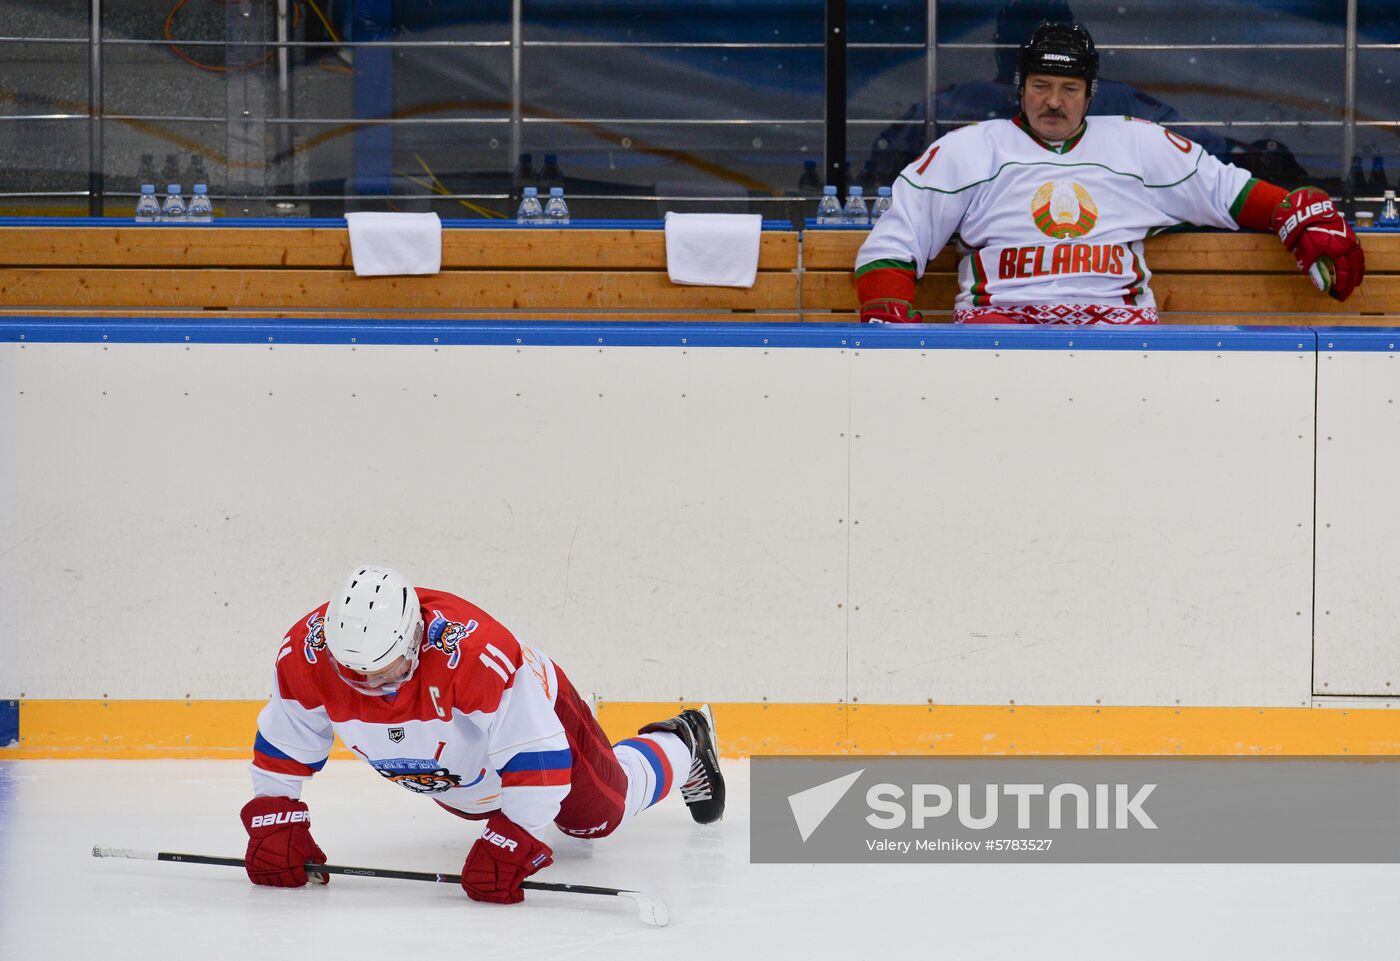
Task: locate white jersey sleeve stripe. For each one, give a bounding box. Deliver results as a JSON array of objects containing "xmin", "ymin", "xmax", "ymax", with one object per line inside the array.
[
  {"xmin": 484, "ymin": 643, "xmax": 516, "ymax": 674},
  {"xmin": 478, "ymin": 651, "xmax": 511, "ymax": 684}
]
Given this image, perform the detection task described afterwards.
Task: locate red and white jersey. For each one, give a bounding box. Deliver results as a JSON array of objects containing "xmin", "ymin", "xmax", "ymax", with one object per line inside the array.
[
  {"xmin": 856, "ymin": 115, "xmax": 1254, "ymax": 313},
  {"xmin": 251, "ymin": 589, "xmax": 571, "ymax": 838}
]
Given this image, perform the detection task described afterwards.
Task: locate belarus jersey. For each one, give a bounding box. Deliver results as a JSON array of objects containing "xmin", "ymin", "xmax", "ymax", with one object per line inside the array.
[
  {"xmin": 250, "ymin": 589, "xmax": 572, "ymax": 839},
  {"xmin": 856, "ymin": 115, "xmax": 1273, "ymax": 323}
]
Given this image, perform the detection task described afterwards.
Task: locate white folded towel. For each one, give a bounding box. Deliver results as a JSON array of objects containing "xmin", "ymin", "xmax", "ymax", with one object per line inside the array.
[
  {"xmin": 664, "ymin": 212, "xmax": 763, "ymax": 288},
  {"xmin": 345, "ymin": 211, "xmax": 443, "ymax": 276}
]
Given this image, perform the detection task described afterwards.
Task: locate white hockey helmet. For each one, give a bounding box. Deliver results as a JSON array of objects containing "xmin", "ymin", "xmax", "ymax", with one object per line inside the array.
[{"xmin": 324, "ymin": 564, "xmax": 424, "ymax": 696}]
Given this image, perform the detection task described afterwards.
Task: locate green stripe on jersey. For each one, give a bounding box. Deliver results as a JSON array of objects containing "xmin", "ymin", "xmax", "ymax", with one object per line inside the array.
[
  {"xmin": 855, "ymin": 258, "xmax": 917, "ymax": 277},
  {"xmin": 969, "ymin": 251, "xmax": 990, "ymax": 306},
  {"xmin": 1228, "ymin": 177, "xmax": 1260, "ymax": 220},
  {"xmin": 1013, "ymin": 115, "xmax": 1087, "ymax": 154}
]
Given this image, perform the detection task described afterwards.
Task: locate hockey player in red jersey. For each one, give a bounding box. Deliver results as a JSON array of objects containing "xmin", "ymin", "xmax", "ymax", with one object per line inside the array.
[
  {"xmin": 855, "ymin": 21, "xmax": 1365, "ymax": 325},
  {"xmin": 239, "ymin": 564, "xmax": 724, "ymax": 904}
]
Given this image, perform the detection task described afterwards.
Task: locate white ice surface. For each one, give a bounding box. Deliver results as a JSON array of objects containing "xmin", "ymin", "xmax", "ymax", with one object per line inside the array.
[{"xmin": 2, "ymin": 759, "xmax": 1398, "ymax": 960}]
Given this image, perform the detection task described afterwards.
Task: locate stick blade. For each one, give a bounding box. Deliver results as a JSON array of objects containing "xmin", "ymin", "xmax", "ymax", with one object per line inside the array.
[
  {"xmin": 93, "ymin": 846, "xmax": 155, "ymax": 861},
  {"xmin": 619, "ymin": 891, "xmax": 670, "ymax": 927}
]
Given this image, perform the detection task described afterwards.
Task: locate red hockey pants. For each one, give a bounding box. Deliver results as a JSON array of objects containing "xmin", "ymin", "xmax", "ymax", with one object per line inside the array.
[{"xmin": 436, "ymin": 665, "xmax": 628, "ymax": 838}]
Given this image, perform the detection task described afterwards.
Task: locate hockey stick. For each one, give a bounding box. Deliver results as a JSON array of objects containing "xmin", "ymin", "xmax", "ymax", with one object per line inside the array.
[{"xmin": 92, "ymin": 846, "xmax": 669, "ymax": 927}]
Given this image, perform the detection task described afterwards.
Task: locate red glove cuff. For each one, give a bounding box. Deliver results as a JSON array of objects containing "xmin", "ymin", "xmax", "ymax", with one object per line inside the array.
[
  {"xmin": 1232, "ymin": 179, "xmax": 1288, "ymax": 231},
  {"xmin": 860, "ymin": 299, "xmax": 924, "ymax": 324}
]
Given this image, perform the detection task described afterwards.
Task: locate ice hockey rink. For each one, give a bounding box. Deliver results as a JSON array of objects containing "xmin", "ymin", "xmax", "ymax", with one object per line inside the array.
[{"xmin": 2, "ymin": 758, "xmax": 1397, "ymax": 960}]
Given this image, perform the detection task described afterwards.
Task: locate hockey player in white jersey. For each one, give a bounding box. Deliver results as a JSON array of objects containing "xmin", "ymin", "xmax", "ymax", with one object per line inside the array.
[
  {"xmin": 239, "ymin": 564, "xmax": 724, "ymax": 904},
  {"xmin": 856, "ymin": 21, "xmax": 1365, "ymax": 325}
]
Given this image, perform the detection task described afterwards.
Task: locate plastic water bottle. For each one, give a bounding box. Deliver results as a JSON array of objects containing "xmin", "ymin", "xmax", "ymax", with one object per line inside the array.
[
  {"xmin": 135, "ymin": 183, "xmax": 160, "ymax": 223},
  {"xmin": 870, "ymin": 186, "xmax": 893, "ymax": 223},
  {"xmin": 544, "ymin": 186, "xmax": 570, "ymax": 225},
  {"xmin": 1380, "ymin": 190, "xmax": 1399, "ymax": 228},
  {"xmin": 816, "ymin": 185, "xmax": 842, "ymax": 225},
  {"xmin": 516, "ymin": 186, "xmax": 544, "ymax": 225},
  {"xmin": 843, "ymin": 185, "xmax": 869, "ymax": 226},
  {"xmin": 161, "ymin": 183, "xmax": 185, "ymax": 222},
  {"xmin": 187, "ymin": 183, "xmax": 213, "ymax": 223}
]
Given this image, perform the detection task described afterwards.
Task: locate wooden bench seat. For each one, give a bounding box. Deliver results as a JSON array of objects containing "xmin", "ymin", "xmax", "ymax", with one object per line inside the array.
[
  {"xmin": 802, "ymin": 230, "xmax": 1400, "ymax": 325},
  {"xmin": 0, "ymin": 226, "xmax": 800, "ymax": 322}
]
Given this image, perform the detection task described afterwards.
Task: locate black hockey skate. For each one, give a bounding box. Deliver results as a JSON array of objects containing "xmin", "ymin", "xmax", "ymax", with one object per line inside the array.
[{"xmin": 638, "ymin": 704, "xmax": 725, "ymax": 825}]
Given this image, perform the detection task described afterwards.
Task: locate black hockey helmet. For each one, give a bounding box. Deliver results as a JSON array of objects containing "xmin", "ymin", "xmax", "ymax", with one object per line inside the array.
[{"xmin": 1016, "ymin": 21, "xmax": 1099, "ymax": 97}]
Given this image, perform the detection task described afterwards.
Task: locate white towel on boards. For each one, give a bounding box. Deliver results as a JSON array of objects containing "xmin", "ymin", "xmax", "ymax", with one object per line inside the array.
[
  {"xmin": 663, "ymin": 212, "xmax": 763, "ymax": 288},
  {"xmin": 344, "ymin": 211, "xmax": 443, "ymax": 276}
]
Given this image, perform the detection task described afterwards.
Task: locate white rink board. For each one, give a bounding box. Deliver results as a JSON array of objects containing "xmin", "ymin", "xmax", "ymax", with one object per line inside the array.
[
  {"xmin": 0, "ymin": 326, "xmax": 1354, "ymax": 707},
  {"xmin": 2, "ymin": 341, "xmax": 849, "ymax": 701},
  {"xmin": 1314, "ymin": 348, "xmax": 1400, "ymax": 695},
  {"xmin": 848, "ymin": 348, "xmax": 1315, "ymax": 706}
]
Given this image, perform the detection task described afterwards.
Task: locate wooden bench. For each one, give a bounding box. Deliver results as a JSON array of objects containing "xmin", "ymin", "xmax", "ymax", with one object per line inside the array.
[
  {"xmin": 802, "ymin": 230, "xmax": 1400, "ymax": 326},
  {"xmin": 2, "ymin": 223, "xmax": 1397, "ymax": 325},
  {"xmin": 0, "ymin": 225, "xmax": 800, "ymax": 322}
]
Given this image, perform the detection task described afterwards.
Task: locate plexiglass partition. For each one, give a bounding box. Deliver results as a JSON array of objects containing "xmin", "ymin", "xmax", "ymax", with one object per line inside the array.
[{"xmin": 0, "ymin": 0, "xmax": 1395, "ymax": 219}]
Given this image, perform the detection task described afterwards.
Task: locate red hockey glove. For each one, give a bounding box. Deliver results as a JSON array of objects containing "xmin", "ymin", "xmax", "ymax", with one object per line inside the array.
[
  {"xmin": 1271, "ymin": 187, "xmax": 1365, "ymax": 302},
  {"xmin": 461, "ymin": 813, "xmax": 553, "ymax": 904},
  {"xmin": 860, "ymin": 298, "xmax": 924, "ymax": 324},
  {"xmin": 856, "ymin": 260, "xmax": 922, "ymax": 324},
  {"xmin": 240, "ymin": 796, "xmax": 328, "ymax": 888}
]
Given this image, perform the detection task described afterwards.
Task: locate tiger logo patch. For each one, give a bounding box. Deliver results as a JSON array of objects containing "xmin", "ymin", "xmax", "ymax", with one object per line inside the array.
[
  {"xmin": 426, "ymin": 610, "xmax": 478, "ymax": 669},
  {"xmin": 367, "ymin": 757, "xmax": 485, "ymax": 795},
  {"xmin": 303, "ymin": 612, "xmax": 327, "ymax": 664}
]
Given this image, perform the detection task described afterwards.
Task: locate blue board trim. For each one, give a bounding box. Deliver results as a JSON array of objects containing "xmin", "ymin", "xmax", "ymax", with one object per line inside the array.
[
  {"xmin": 1315, "ymin": 328, "xmax": 1400, "ymax": 352},
  {"xmin": 0, "ymin": 701, "xmax": 17, "ymax": 748},
  {"xmin": 0, "ymin": 318, "xmax": 1340, "ymax": 351},
  {"xmin": 806, "ymin": 219, "xmax": 874, "ymax": 231}
]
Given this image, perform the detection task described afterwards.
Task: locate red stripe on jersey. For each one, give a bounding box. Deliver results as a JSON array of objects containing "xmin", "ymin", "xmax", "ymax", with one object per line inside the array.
[
  {"xmin": 636, "ymin": 735, "xmax": 675, "ymax": 800},
  {"xmin": 970, "ymin": 250, "xmax": 991, "ymax": 306},
  {"xmin": 253, "ymin": 750, "xmax": 317, "ymax": 778},
  {"xmin": 500, "ymin": 768, "xmax": 572, "ymax": 788},
  {"xmin": 916, "ymin": 145, "xmax": 939, "ymax": 174}
]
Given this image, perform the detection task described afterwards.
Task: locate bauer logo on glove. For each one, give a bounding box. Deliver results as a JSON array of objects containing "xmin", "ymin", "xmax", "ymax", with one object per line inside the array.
[
  {"xmin": 1271, "ymin": 187, "xmax": 1366, "ymax": 302},
  {"xmin": 248, "ymin": 809, "xmax": 309, "ymax": 829}
]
